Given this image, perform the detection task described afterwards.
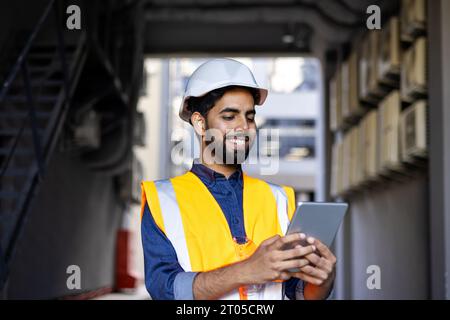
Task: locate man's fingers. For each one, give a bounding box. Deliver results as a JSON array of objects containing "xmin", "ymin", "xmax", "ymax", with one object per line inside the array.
[
  {"xmin": 298, "ymin": 265, "xmax": 329, "ymax": 281},
  {"xmin": 305, "ymin": 253, "xmax": 333, "ymax": 273},
  {"xmin": 291, "ymin": 272, "xmax": 325, "ymax": 286},
  {"xmin": 261, "ymin": 234, "xmax": 281, "ymax": 247},
  {"xmin": 271, "ymin": 233, "xmax": 303, "ymax": 250},
  {"xmin": 277, "ymin": 258, "xmax": 310, "ymax": 272},
  {"xmin": 312, "ymin": 238, "xmax": 336, "ymax": 263},
  {"xmin": 305, "ymin": 252, "xmax": 321, "ymax": 266},
  {"xmin": 277, "ymin": 245, "xmax": 316, "ymax": 261},
  {"xmin": 305, "ymin": 251, "xmax": 331, "ymax": 269}
]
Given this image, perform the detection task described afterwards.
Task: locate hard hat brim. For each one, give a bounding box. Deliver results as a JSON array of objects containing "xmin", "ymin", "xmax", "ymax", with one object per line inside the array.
[{"xmin": 179, "ymin": 83, "xmax": 268, "ymax": 123}]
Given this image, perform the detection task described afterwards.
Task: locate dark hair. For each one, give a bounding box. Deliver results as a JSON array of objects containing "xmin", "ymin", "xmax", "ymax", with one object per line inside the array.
[{"xmin": 186, "ymin": 85, "xmax": 260, "ymax": 124}]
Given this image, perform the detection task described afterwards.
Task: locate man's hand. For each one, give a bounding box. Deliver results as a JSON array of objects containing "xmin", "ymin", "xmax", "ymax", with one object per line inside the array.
[
  {"xmin": 192, "ymin": 233, "xmax": 327, "ymax": 300},
  {"xmin": 290, "ymin": 235, "xmax": 337, "ymax": 299},
  {"xmin": 239, "ymin": 233, "xmax": 316, "ymax": 285}
]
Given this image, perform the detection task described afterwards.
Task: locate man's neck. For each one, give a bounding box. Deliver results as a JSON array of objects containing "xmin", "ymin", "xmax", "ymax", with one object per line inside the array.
[{"xmin": 198, "ymin": 158, "xmax": 239, "ymax": 179}]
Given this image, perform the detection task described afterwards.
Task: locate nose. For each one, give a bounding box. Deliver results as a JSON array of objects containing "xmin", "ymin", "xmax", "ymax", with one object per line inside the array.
[{"xmin": 236, "ymin": 115, "xmax": 250, "ymax": 131}]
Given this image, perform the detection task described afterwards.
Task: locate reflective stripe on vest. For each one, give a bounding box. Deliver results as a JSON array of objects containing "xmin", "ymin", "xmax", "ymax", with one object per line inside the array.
[
  {"xmin": 141, "ymin": 172, "xmax": 295, "ymax": 300},
  {"xmin": 154, "ymin": 179, "xmax": 192, "ymax": 271},
  {"xmin": 267, "ymin": 183, "xmax": 290, "ymax": 236}
]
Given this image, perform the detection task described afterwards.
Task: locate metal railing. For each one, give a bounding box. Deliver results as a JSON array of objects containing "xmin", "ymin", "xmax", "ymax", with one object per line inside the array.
[{"xmin": 0, "ymin": 0, "xmax": 86, "ymax": 292}]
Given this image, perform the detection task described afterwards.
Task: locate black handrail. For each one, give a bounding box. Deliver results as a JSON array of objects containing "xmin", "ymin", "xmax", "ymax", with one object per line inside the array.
[
  {"xmin": 21, "ymin": 61, "xmax": 45, "ymax": 176},
  {"xmin": 0, "ymin": 119, "xmax": 27, "ymax": 177}
]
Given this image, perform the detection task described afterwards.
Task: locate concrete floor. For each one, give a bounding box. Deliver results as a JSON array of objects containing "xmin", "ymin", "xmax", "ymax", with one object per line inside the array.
[{"xmin": 93, "ymin": 284, "xmax": 150, "ymax": 300}]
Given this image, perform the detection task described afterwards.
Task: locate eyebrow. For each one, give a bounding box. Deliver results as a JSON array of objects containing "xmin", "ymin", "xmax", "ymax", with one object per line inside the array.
[{"xmin": 219, "ymin": 107, "xmax": 256, "ymax": 115}]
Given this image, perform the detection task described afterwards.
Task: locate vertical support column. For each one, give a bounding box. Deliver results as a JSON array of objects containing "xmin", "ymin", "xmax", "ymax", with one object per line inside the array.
[
  {"xmin": 321, "ymin": 50, "xmax": 338, "ymax": 203},
  {"xmin": 320, "ymin": 49, "xmax": 339, "ymax": 297},
  {"xmin": 159, "ymin": 60, "xmax": 171, "ymax": 178},
  {"xmin": 428, "ymin": 0, "xmax": 450, "ymax": 300},
  {"xmin": 316, "ymin": 58, "xmax": 326, "ymax": 203}
]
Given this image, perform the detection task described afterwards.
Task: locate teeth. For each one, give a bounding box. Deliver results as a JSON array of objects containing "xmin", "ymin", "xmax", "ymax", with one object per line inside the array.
[{"xmin": 229, "ymin": 137, "xmax": 246, "ymax": 146}]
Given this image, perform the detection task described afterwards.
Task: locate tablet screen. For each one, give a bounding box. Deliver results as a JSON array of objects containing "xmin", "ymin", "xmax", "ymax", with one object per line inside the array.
[{"xmin": 286, "ymin": 202, "xmax": 348, "ymax": 248}]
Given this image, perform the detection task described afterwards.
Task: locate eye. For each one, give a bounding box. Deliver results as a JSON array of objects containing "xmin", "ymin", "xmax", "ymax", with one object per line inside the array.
[{"xmin": 222, "ymin": 115, "xmax": 234, "ymax": 121}]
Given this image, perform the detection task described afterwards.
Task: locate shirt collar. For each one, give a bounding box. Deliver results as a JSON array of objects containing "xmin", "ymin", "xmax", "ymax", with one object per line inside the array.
[{"xmin": 191, "ymin": 158, "xmax": 243, "ymax": 186}]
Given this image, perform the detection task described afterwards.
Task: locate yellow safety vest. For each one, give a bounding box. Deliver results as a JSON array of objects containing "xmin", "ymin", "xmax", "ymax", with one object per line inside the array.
[{"xmin": 141, "ymin": 171, "xmax": 296, "ymax": 300}]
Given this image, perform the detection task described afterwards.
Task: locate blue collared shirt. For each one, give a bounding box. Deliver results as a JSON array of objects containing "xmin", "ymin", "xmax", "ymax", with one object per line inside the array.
[{"xmin": 141, "ymin": 162, "xmax": 301, "ymax": 300}]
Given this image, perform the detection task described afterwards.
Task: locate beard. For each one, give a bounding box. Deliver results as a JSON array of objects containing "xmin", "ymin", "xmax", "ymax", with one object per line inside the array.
[{"xmin": 203, "ymin": 122, "xmax": 253, "ymax": 165}]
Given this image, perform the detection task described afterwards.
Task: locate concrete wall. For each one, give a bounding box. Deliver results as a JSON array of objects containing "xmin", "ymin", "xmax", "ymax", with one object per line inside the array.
[
  {"xmin": 335, "ymin": 173, "xmax": 429, "ymax": 299},
  {"xmin": 333, "ymin": 0, "xmax": 450, "ymax": 300}
]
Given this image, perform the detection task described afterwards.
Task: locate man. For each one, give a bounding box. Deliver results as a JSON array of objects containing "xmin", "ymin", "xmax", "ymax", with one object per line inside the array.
[{"xmin": 141, "ymin": 58, "xmax": 336, "ymax": 300}]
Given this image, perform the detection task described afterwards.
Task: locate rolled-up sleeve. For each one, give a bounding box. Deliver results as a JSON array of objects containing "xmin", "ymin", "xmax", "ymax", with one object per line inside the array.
[
  {"xmin": 174, "ymin": 272, "xmax": 198, "ymax": 300},
  {"xmin": 141, "ymin": 203, "xmax": 196, "ymax": 300}
]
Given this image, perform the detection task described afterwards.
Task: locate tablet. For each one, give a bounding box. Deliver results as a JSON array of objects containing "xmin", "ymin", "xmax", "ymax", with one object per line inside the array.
[{"xmin": 285, "ymin": 202, "xmax": 348, "ymax": 272}]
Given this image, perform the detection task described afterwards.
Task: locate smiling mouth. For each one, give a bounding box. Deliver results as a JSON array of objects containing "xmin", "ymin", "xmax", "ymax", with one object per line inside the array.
[{"xmin": 226, "ymin": 136, "xmax": 249, "ymax": 147}]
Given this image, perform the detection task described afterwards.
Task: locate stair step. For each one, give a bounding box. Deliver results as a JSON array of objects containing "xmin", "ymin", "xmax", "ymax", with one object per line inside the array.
[
  {"xmin": 11, "ymin": 79, "xmax": 63, "ymax": 89},
  {"xmin": 4, "ymin": 95, "xmax": 58, "ymax": 104},
  {"xmin": 37, "ymin": 79, "xmax": 63, "ymax": 86},
  {"xmin": 0, "ymin": 111, "xmax": 52, "ymax": 119},
  {"xmin": 28, "ymin": 51, "xmax": 73, "ymax": 59},
  {"xmin": 0, "ymin": 148, "xmax": 34, "ymax": 156},
  {"xmin": 0, "ymin": 191, "xmax": 21, "ymax": 199},
  {"xmin": 28, "ymin": 52, "xmax": 54, "ymax": 59},
  {"xmin": 0, "ymin": 129, "xmax": 45, "ymax": 137},
  {"xmin": 29, "ymin": 66, "xmax": 52, "ymax": 73},
  {"xmin": 2, "ymin": 168, "xmax": 30, "ymax": 177},
  {"xmin": 28, "ymin": 46, "xmax": 58, "ymax": 54},
  {"xmin": 27, "ymin": 48, "xmax": 75, "ymax": 60},
  {"xmin": 30, "ymin": 44, "xmax": 76, "ymax": 50},
  {"xmin": 28, "ymin": 52, "xmax": 56, "ymax": 59}
]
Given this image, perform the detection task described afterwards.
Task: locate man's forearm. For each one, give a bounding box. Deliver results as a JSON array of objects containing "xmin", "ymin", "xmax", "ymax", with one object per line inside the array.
[
  {"xmin": 191, "ymin": 234, "xmax": 318, "ymax": 300},
  {"xmin": 193, "ymin": 261, "xmax": 248, "ymax": 300}
]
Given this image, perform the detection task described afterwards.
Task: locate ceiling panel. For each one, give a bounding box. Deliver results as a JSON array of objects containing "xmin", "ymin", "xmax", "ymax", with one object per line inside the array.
[{"xmin": 143, "ymin": 0, "xmax": 398, "ymax": 57}]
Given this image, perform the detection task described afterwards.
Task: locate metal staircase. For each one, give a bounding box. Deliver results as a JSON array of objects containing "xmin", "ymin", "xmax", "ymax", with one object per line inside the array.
[{"xmin": 0, "ymin": 0, "xmax": 87, "ymax": 291}]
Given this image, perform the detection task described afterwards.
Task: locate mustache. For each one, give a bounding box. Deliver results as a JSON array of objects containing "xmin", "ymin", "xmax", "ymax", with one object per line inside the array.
[{"xmin": 224, "ymin": 132, "xmax": 252, "ymax": 140}]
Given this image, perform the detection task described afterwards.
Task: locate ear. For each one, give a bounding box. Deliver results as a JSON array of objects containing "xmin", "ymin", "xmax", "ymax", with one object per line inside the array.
[{"xmin": 191, "ymin": 112, "xmax": 205, "ymax": 136}]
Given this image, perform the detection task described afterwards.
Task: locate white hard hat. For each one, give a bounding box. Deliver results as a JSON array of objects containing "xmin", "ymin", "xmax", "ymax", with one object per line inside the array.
[{"xmin": 179, "ymin": 58, "xmax": 268, "ymax": 122}]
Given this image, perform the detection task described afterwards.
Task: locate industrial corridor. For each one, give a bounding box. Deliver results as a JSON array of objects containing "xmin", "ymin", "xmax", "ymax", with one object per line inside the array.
[{"xmin": 0, "ymin": 0, "xmax": 450, "ymax": 301}]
